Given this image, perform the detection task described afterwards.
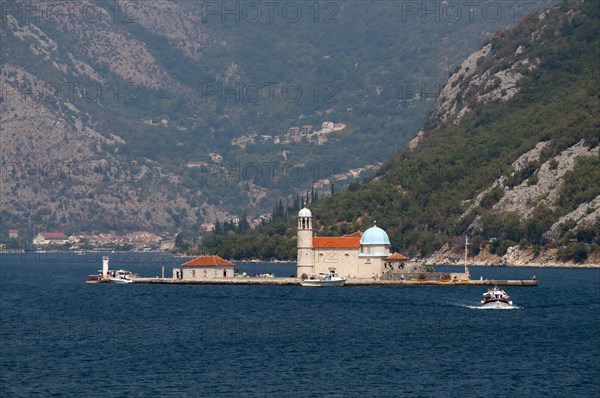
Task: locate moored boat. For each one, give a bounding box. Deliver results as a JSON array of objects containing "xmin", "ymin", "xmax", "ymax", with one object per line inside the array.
[
  {"xmin": 108, "ymin": 269, "xmax": 138, "ymax": 284},
  {"xmin": 85, "ymin": 256, "xmax": 137, "ymax": 284},
  {"xmin": 86, "ymin": 274, "xmax": 107, "ymax": 284},
  {"xmin": 301, "ymin": 272, "xmax": 346, "ymax": 287}
]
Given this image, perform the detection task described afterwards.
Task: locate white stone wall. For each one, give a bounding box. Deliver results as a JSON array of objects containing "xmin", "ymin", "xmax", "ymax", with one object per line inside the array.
[
  {"xmin": 297, "ymin": 247, "xmax": 314, "ymax": 277},
  {"xmin": 359, "ymin": 244, "xmax": 390, "ymax": 257},
  {"xmin": 313, "ymin": 248, "xmax": 387, "ymax": 278},
  {"xmin": 181, "ymin": 267, "xmax": 233, "ymax": 280}
]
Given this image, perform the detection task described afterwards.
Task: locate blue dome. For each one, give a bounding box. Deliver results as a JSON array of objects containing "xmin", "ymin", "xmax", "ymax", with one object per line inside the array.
[{"xmin": 360, "ymin": 224, "xmax": 390, "ymax": 245}]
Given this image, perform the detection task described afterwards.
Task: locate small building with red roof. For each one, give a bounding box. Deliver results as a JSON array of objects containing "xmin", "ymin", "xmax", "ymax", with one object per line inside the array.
[
  {"xmin": 173, "ymin": 255, "xmax": 235, "ymax": 280},
  {"xmin": 33, "ymin": 232, "xmax": 68, "ymax": 246},
  {"xmin": 385, "ymin": 252, "xmax": 408, "ymax": 261},
  {"xmin": 384, "ymin": 252, "xmax": 409, "ymax": 271}
]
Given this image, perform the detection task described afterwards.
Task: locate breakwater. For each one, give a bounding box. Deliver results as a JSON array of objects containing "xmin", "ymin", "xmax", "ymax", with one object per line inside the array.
[{"xmin": 131, "ymin": 277, "xmax": 538, "ymax": 286}]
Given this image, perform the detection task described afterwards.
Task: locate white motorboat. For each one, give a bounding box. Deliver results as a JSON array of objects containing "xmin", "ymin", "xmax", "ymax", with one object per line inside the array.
[
  {"xmin": 108, "ymin": 269, "xmax": 137, "ymax": 284},
  {"xmin": 85, "ymin": 256, "xmax": 137, "ymax": 284},
  {"xmin": 481, "ymin": 287, "xmax": 513, "ymax": 307},
  {"xmin": 301, "ymin": 272, "xmax": 346, "ymax": 287}
]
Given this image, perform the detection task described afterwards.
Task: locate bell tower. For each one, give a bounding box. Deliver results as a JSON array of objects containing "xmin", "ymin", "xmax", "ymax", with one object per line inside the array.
[{"xmin": 297, "ymin": 207, "xmax": 313, "ymax": 278}]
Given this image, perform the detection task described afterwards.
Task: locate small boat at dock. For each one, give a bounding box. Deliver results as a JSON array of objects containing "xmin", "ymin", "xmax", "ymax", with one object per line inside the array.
[
  {"xmin": 301, "ymin": 272, "xmax": 346, "ymax": 287},
  {"xmin": 86, "ymin": 274, "xmax": 107, "ymax": 284},
  {"xmin": 85, "ymin": 256, "xmax": 137, "ymax": 284},
  {"xmin": 108, "ymin": 269, "xmax": 138, "ymax": 284}
]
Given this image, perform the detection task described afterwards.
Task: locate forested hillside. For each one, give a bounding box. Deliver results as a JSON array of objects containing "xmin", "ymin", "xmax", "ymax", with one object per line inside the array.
[{"xmin": 199, "ymin": 1, "xmax": 600, "ymax": 264}]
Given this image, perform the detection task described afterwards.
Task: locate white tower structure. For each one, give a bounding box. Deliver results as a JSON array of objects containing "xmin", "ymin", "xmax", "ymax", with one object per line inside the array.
[
  {"xmin": 102, "ymin": 256, "xmax": 109, "ymax": 278},
  {"xmin": 297, "ymin": 207, "xmax": 314, "ymax": 278}
]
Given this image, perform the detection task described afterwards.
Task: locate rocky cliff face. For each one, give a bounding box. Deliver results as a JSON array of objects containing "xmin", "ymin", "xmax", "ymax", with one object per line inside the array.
[
  {"xmin": 407, "ymin": 5, "xmax": 600, "ymax": 265},
  {"xmin": 0, "ymin": 62, "xmax": 199, "ymax": 229},
  {"xmin": 118, "ymin": 0, "xmax": 209, "ymax": 61},
  {"xmin": 492, "ymin": 141, "xmax": 598, "ymax": 217},
  {"xmin": 0, "ymin": 1, "xmax": 234, "ymax": 233}
]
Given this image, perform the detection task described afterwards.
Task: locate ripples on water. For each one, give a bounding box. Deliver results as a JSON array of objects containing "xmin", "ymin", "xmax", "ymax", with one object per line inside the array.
[{"xmin": 1, "ymin": 254, "xmax": 599, "ymax": 397}]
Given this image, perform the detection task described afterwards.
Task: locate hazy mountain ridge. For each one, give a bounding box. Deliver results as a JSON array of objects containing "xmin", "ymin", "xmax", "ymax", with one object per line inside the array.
[
  {"xmin": 1, "ymin": 62, "xmax": 199, "ymax": 230},
  {"xmin": 1, "ymin": 0, "xmax": 558, "ymax": 235}
]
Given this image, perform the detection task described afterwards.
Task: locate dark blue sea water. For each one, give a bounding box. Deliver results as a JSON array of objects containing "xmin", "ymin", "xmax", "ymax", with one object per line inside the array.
[{"xmin": 1, "ymin": 252, "xmax": 599, "ymax": 397}]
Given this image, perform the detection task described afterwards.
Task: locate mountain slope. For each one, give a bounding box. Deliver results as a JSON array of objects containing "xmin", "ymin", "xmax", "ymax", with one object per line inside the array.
[
  {"xmin": 0, "ymin": 0, "xmax": 557, "ymax": 235},
  {"xmin": 311, "ymin": 1, "xmax": 600, "ymax": 264}
]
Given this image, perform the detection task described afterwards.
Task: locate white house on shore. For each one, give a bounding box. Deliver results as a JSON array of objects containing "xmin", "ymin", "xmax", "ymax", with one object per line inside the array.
[
  {"xmin": 173, "ymin": 255, "xmax": 235, "ymax": 280},
  {"xmin": 33, "ymin": 232, "xmax": 68, "ymax": 246}
]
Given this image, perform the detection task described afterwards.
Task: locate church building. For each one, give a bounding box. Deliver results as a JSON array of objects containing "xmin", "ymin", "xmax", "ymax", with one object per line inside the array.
[{"xmin": 297, "ymin": 207, "xmax": 406, "ymax": 279}]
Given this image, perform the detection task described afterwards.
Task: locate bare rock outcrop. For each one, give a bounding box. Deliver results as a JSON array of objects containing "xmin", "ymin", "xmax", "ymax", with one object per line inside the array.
[
  {"xmin": 0, "ymin": 64, "xmax": 204, "ymax": 230},
  {"xmin": 118, "ymin": 0, "xmax": 209, "ymax": 61},
  {"xmin": 408, "ymin": 39, "xmax": 537, "ymax": 151},
  {"xmin": 494, "ymin": 140, "xmax": 599, "ymax": 217},
  {"xmin": 545, "ymin": 195, "xmax": 600, "ymax": 240}
]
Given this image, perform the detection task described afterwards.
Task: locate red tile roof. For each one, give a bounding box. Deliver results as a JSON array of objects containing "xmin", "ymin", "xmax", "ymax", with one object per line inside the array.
[
  {"xmin": 181, "ymin": 255, "xmax": 234, "ymax": 267},
  {"xmin": 40, "ymin": 232, "xmax": 68, "ymax": 239},
  {"xmin": 385, "ymin": 252, "xmax": 408, "ymax": 261},
  {"xmin": 313, "ymin": 236, "xmax": 361, "ymax": 249}
]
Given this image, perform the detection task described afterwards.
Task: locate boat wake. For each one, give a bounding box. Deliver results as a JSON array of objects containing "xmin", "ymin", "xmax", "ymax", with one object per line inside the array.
[{"xmin": 458, "ymin": 303, "xmax": 523, "ymax": 310}]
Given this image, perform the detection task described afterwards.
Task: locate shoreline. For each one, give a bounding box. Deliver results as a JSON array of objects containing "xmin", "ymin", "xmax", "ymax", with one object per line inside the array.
[
  {"xmin": 234, "ymin": 261, "xmax": 600, "ymax": 268},
  {"xmin": 2, "ymin": 250, "xmax": 598, "ymax": 268},
  {"xmin": 426, "ymin": 262, "xmax": 600, "ymax": 269},
  {"xmin": 131, "ymin": 277, "xmax": 538, "ymax": 287}
]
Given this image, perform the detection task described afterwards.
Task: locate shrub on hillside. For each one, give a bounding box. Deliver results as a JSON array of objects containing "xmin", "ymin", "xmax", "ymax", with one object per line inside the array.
[{"xmin": 557, "ymin": 243, "xmax": 589, "ymax": 263}]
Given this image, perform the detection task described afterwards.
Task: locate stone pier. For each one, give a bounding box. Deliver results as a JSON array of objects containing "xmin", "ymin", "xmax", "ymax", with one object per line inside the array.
[{"xmin": 130, "ymin": 277, "xmax": 538, "ymax": 287}]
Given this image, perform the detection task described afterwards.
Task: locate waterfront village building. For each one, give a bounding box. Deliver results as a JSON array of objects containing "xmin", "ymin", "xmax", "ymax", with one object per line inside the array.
[
  {"xmin": 297, "ymin": 207, "xmax": 404, "ymax": 279},
  {"xmin": 172, "ymin": 255, "xmax": 234, "ymax": 280},
  {"xmin": 33, "ymin": 232, "xmax": 68, "ymax": 246}
]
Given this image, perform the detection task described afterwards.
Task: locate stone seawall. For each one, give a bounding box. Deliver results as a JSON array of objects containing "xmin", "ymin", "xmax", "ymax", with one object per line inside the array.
[{"xmin": 131, "ymin": 277, "xmax": 538, "ymax": 287}]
